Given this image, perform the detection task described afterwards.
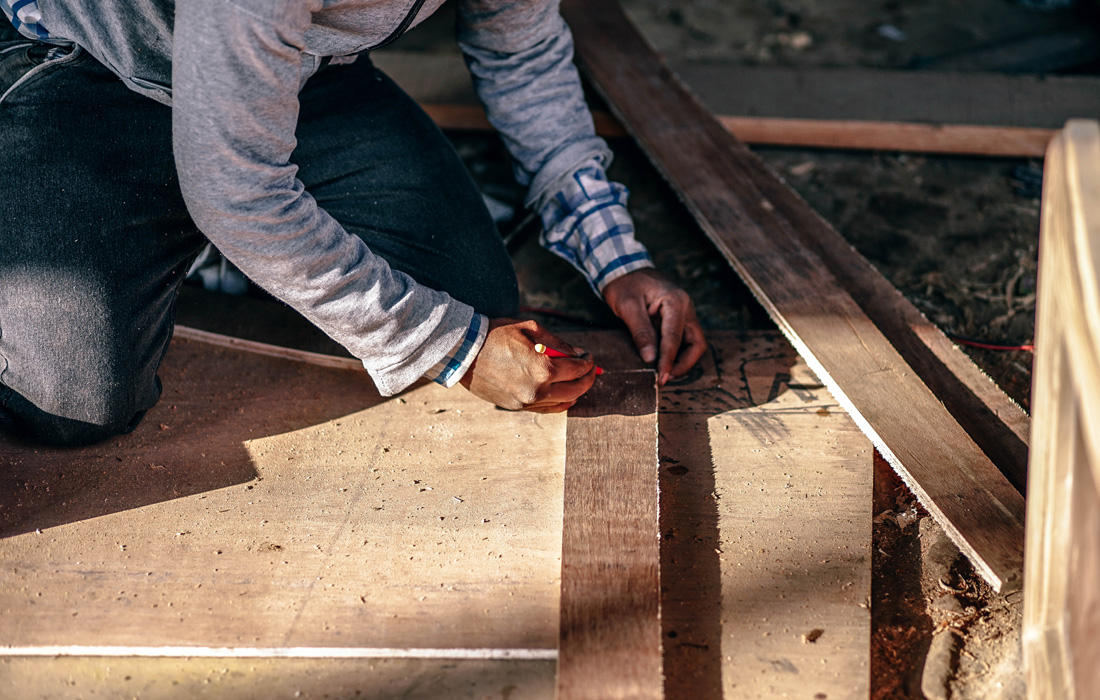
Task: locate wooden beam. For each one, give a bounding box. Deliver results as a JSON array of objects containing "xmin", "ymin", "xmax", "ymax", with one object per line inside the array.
[
  {"xmin": 560, "ymin": 0, "xmax": 1026, "ymax": 592},
  {"xmin": 372, "ymin": 51, "xmax": 1082, "ymax": 157},
  {"xmin": 420, "ymin": 103, "xmax": 1052, "ymax": 158},
  {"xmin": 558, "ymin": 371, "xmax": 662, "ymax": 699},
  {"xmin": 671, "ymin": 60, "xmax": 1100, "ymax": 130},
  {"xmin": 1024, "ymin": 120, "xmax": 1100, "ymax": 700},
  {"xmin": 713, "ymin": 117, "xmax": 1051, "ymax": 158}
]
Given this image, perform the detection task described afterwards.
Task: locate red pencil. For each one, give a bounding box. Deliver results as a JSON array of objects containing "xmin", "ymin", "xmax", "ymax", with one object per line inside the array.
[{"xmin": 534, "ymin": 343, "xmax": 604, "ymax": 375}]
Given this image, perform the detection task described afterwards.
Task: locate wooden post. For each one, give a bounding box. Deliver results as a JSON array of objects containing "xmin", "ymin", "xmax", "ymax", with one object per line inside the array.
[
  {"xmin": 1023, "ymin": 120, "xmax": 1100, "ymax": 700},
  {"xmin": 557, "ymin": 371, "xmax": 663, "ymax": 699}
]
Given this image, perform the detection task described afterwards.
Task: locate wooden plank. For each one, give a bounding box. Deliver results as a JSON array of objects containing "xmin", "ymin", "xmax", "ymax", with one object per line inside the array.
[
  {"xmin": 0, "ymin": 657, "xmax": 557, "ymax": 700},
  {"xmin": 712, "ymin": 117, "xmax": 1050, "ymax": 158},
  {"xmin": 653, "ymin": 331, "xmax": 872, "ymax": 699},
  {"xmin": 0, "ymin": 336, "xmax": 567, "ymax": 651},
  {"xmin": 557, "ymin": 370, "xmax": 662, "ymax": 700},
  {"xmin": 373, "ymin": 51, "xmax": 1066, "ymax": 156},
  {"xmin": 1023, "ymin": 120, "xmax": 1100, "ymax": 700},
  {"xmin": 419, "ymin": 102, "xmax": 1051, "ymax": 158},
  {"xmin": 560, "ymin": 0, "xmax": 1026, "ymax": 592},
  {"xmin": 670, "ymin": 60, "xmax": 1100, "ymax": 130}
]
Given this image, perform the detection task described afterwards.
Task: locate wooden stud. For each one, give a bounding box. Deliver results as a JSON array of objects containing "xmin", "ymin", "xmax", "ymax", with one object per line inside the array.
[
  {"xmin": 557, "ymin": 371, "xmax": 662, "ymax": 700},
  {"xmin": 372, "ymin": 50, "xmax": 1077, "ymax": 157},
  {"xmin": 1023, "ymin": 120, "xmax": 1100, "ymax": 700}
]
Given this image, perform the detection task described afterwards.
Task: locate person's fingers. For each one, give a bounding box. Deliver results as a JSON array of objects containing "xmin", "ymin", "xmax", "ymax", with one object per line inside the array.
[
  {"xmin": 534, "ymin": 365, "xmax": 598, "ymax": 406},
  {"xmin": 654, "ymin": 295, "xmax": 687, "ymax": 385},
  {"xmin": 543, "ymin": 352, "xmax": 596, "ymax": 383},
  {"xmin": 617, "ymin": 297, "xmax": 658, "ymax": 363},
  {"xmin": 671, "ymin": 319, "xmax": 708, "ymax": 378}
]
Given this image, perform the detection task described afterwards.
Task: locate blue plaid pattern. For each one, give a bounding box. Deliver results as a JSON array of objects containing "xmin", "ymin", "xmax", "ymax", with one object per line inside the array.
[
  {"xmin": 1, "ymin": 0, "xmax": 51, "ymax": 40},
  {"xmin": 538, "ymin": 164, "xmax": 653, "ymax": 295},
  {"xmin": 427, "ymin": 165, "xmax": 652, "ymax": 387},
  {"xmin": 424, "ymin": 311, "xmax": 488, "ymax": 387},
  {"xmin": 428, "ymin": 164, "xmax": 652, "ymax": 386}
]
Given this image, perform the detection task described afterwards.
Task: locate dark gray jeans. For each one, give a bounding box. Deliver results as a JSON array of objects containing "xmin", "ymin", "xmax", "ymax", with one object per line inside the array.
[{"xmin": 0, "ymin": 24, "xmax": 517, "ymax": 447}]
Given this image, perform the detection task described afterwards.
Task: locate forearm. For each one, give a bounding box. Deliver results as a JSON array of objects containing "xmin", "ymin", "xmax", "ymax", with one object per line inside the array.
[{"xmin": 173, "ymin": 0, "xmax": 473, "ymax": 395}]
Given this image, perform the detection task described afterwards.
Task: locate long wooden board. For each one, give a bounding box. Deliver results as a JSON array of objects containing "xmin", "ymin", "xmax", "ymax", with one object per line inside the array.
[
  {"xmin": 371, "ymin": 51, "xmax": 1078, "ymax": 157},
  {"xmin": 416, "ymin": 102, "xmax": 1052, "ymax": 158},
  {"xmin": 559, "ymin": 0, "xmax": 1025, "ymax": 592},
  {"xmin": 557, "ymin": 370, "xmax": 662, "ymax": 700},
  {"xmin": 671, "ymin": 61, "xmax": 1100, "ymax": 130},
  {"xmin": 1023, "ymin": 121, "xmax": 1100, "ymax": 700}
]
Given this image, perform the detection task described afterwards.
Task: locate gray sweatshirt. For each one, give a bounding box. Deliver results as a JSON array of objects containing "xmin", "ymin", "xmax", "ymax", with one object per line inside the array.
[{"xmin": 34, "ymin": 0, "xmax": 625, "ymax": 394}]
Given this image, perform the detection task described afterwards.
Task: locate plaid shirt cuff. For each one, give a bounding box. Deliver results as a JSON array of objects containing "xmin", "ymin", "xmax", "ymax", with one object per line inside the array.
[
  {"xmin": 2, "ymin": 0, "xmax": 52, "ymax": 40},
  {"xmin": 423, "ymin": 312, "xmax": 488, "ymax": 388},
  {"xmin": 538, "ymin": 165, "xmax": 654, "ymax": 296}
]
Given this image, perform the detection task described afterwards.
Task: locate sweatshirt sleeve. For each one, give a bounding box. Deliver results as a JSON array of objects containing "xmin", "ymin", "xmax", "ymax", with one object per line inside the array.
[
  {"xmin": 457, "ymin": 0, "xmax": 653, "ymax": 290},
  {"xmin": 172, "ymin": 0, "xmax": 474, "ymax": 396}
]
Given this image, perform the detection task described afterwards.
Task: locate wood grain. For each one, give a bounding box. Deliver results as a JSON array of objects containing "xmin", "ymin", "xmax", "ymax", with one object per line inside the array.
[
  {"xmin": 559, "ymin": 0, "xmax": 1025, "ymax": 591},
  {"xmin": 1023, "ymin": 120, "xmax": 1100, "ymax": 700},
  {"xmin": 558, "ymin": 371, "xmax": 662, "ymax": 700},
  {"xmin": 656, "ymin": 331, "xmax": 872, "ymax": 699},
  {"xmin": 0, "ymin": 337, "xmax": 566, "ymax": 651},
  {"xmin": 2, "ymin": 330, "xmax": 873, "ymax": 697}
]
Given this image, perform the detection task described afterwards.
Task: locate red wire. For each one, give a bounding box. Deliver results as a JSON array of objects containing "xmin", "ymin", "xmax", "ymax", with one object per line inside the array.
[{"xmin": 948, "ymin": 335, "xmax": 1034, "ymax": 352}]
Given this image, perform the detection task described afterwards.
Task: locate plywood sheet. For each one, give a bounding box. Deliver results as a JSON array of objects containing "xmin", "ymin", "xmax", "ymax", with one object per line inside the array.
[
  {"xmin": 1, "ymin": 330, "xmax": 871, "ymax": 700},
  {"xmin": 0, "ymin": 337, "xmax": 566, "ymax": 652},
  {"xmin": 652, "ymin": 332, "xmax": 871, "ymax": 699}
]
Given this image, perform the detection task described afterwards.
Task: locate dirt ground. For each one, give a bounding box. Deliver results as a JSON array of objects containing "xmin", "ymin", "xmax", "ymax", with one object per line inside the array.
[{"xmin": 175, "ymin": 0, "xmax": 1094, "ymax": 698}]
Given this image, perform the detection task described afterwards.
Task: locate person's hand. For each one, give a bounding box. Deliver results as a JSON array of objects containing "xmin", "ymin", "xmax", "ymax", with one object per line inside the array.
[
  {"xmin": 602, "ymin": 268, "xmax": 707, "ymax": 385},
  {"xmin": 459, "ymin": 318, "xmax": 598, "ymax": 413}
]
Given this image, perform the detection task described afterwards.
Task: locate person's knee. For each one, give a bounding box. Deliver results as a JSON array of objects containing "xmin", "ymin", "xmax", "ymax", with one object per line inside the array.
[{"xmin": 0, "ymin": 371, "xmax": 156, "ymax": 447}]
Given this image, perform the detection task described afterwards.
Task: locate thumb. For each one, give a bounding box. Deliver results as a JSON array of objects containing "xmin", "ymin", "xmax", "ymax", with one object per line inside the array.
[{"xmin": 529, "ymin": 328, "xmax": 584, "ymax": 358}]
